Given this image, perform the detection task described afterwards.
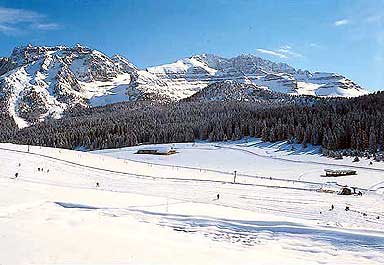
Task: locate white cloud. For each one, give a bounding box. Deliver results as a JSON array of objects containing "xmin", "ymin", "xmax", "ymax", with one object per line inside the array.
[
  {"xmin": 0, "ymin": 6, "xmax": 59, "ymax": 34},
  {"xmin": 0, "ymin": 7, "xmax": 41, "ymax": 23},
  {"xmin": 34, "ymin": 23, "xmax": 60, "ymax": 30},
  {"xmin": 334, "ymin": 19, "xmax": 349, "ymax": 26},
  {"xmin": 365, "ymin": 15, "xmax": 383, "ymax": 23},
  {"xmin": 277, "ymin": 46, "xmax": 303, "ymax": 58},
  {"xmin": 256, "ymin": 48, "xmax": 287, "ymax": 58},
  {"xmin": 280, "ymin": 45, "xmax": 292, "ymax": 50},
  {"xmin": 309, "ymin": 43, "xmax": 321, "ymax": 48},
  {"xmin": 257, "ymin": 45, "xmax": 303, "ymax": 59},
  {"xmin": 0, "ymin": 23, "xmax": 15, "ymax": 33}
]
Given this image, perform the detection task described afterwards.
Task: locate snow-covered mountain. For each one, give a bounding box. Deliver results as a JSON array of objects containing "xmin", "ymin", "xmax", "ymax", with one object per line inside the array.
[
  {"xmin": 137, "ymin": 54, "xmax": 368, "ymax": 99},
  {"xmin": 0, "ymin": 44, "xmax": 368, "ymax": 128},
  {"xmin": 0, "ymin": 44, "xmax": 167, "ymax": 128}
]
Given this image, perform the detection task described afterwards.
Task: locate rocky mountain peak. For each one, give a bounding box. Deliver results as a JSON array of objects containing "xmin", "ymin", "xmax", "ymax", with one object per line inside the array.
[{"xmin": 111, "ymin": 54, "xmax": 138, "ymax": 73}]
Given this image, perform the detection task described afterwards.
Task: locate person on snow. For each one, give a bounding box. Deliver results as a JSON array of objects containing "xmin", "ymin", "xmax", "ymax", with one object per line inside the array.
[
  {"xmin": 216, "ymin": 194, "xmax": 220, "ymax": 200},
  {"xmin": 96, "ymin": 182, "xmax": 100, "ymax": 188}
]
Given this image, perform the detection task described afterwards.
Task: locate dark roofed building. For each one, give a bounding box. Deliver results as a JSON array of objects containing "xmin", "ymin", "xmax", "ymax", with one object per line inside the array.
[
  {"xmin": 324, "ymin": 169, "xmax": 357, "ymax": 177},
  {"xmin": 136, "ymin": 146, "xmax": 176, "ymax": 155}
]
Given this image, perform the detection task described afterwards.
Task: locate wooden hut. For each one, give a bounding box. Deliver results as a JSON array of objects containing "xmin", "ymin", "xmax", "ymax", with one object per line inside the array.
[
  {"xmin": 136, "ymin": 146, "xmax": 176, "ymax": 155},
  {"xmin": 338, "ymin": 187, "xmax": 352, "ymax": 195},
  {"xmin": 324, "ymin": 169, "xmax": 357, "ymax": 177}
]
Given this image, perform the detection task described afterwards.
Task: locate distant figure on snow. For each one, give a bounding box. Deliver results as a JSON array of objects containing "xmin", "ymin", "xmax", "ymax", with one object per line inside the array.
[
  {"xmin": 233, "ymin": 170, "xmax": 237, "ymax": 183},
  {"xmin": 330, "ymin": 204, "xmax": 334, "ymax": 211},
  {"xmin": 13, "ymin": 172, "xmax": 18, "ymax": 179},
  {"xmin": 96, "ymin": 182, "xmax": 100, "ymax": 188},
  {"xmin": 345, "ymin": 206, "xmax": 350, "ymax": 211},
  {"xmin": 216, "ymin": 194, "xmax": 220, "ymax": 200}
]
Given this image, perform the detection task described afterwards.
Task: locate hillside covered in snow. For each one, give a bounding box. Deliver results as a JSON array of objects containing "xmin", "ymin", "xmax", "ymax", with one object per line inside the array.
[
  {"xmin": 0, "ymin": 44, "xmax": 368, "ymax": 128},
  {"xmin": 1, "ymin": 140, "xmax": 383, "ymax": 264}
]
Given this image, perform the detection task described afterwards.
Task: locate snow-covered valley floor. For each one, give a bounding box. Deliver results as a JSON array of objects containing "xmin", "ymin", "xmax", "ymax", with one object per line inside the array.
[{"xmin": 1, "ymin": 140, "xmax": 383, "ymax": 264}]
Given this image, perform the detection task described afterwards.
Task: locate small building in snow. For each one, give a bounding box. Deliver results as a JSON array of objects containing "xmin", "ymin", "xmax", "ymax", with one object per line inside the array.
[
  {"xmin": 338, "ymin": 187, "xmax": 352, "ymax": 195},
  {"xmin": 324, "ymin": 169, "xmax": 357, "ymax": 177},
  {"xmin": 136, "ymin": 146, "xmax": 176, "ymax": 155}
]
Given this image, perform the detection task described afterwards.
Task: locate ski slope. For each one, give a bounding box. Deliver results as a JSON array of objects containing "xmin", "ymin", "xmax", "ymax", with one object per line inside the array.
[{"xmin": 0, "ymin": 141, "xmax": 383, "ymax": 264}]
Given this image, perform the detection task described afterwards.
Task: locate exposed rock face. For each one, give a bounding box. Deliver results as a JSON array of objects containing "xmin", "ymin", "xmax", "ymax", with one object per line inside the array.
[
  {"xmin": 0, "ymin": 57, "xmax": 17, "ymax": 76},
  {"xmin": 111, "ymin": 54, "xmax": 138, "ymax": 73}
]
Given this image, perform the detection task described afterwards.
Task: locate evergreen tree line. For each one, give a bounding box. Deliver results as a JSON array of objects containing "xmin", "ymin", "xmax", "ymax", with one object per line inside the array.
[
  {"xmin": 0, "ymin": 98, "xmax": 18, "ymax": 142},
  {"xmin": 1, "ymin": 92, "xmax": 384, "ymax": 154}
]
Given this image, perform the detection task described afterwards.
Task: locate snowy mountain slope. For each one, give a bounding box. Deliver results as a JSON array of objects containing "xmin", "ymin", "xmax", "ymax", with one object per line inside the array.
[
  {"xmin": 1, "ymin": 141, "xmax": 383, "ymax": 264},
  {"xmin": 295, "ymin": 71, "xmax": 367, "ymax": 97},
  {"xmin": 134, "ymin": 53, "xmax": 368, "ymax": 100},
  {"xmin": 0, "ymin": 44, "xmax": 164, "ymax": 128}
]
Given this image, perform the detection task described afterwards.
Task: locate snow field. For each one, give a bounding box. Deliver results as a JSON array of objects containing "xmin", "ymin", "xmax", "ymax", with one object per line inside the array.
[{"xmin": 0, "ymin": 140, "xmax": 383, "ymax": 264}]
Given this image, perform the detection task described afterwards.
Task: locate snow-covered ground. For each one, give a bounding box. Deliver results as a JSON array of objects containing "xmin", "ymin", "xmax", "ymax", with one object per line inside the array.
[
  {"xmin": 95, "ymin": 139, "xmax": 384, "ymax": 191},
  {"xmin": 1, "ymin": 140, "xmax": 383, "ymax": 264}
]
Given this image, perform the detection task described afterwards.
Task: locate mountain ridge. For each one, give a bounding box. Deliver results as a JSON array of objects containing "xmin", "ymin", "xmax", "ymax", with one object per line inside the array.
[
  {"xmin": 141, "ymin": 52, "xmax": 367, "ymax": 98},
  {"xmin": 0, "ymin": 44, "xmax": 368, "ymax": 128}
]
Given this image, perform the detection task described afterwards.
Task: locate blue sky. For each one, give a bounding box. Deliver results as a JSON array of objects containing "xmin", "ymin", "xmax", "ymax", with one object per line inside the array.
[{"xmin": 0, "ymin": 0, "xmax": 383, "ymax": 91}]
